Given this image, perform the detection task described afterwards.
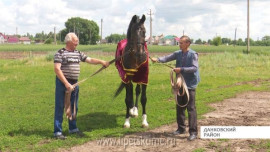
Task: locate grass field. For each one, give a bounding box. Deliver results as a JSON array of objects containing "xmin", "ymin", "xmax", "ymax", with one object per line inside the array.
[
  {"xmin": 0, "ymin": 43, "xmax": 270, "ymax": 53},
  {"xmin": 0, "ymin": 45, "xmax": 270, "ymax": 151}
]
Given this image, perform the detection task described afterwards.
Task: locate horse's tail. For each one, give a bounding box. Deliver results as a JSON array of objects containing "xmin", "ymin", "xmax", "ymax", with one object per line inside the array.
[{"xmin": 114, "ymin": 82, "xmax": 125, "ymax": 99}]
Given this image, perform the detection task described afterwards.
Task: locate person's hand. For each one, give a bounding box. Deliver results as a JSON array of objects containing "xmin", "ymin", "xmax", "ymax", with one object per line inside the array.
[
  {"xmin": 65, "ymin": 83, "xmax": 74, "ymax": 92},
  {"xmin": 150, "ymin": 57, "xmax": 158, "ymax": 63},
  {"xmin": 102, "ymin": 61, "xmax": 110, "ymax": 68},
  {"xmin": 173, "ymin": 68, "xmax": 181, "ymax": 74}
]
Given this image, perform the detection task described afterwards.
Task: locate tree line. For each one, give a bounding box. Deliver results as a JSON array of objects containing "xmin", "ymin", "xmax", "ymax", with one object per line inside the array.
[
  {"xmin": 193, "ymin": 36, "xmax": 270, "ymax": 46},
  {"xmin": 18, "ymin": 16, "xmax": 270, "ymax": 46}
]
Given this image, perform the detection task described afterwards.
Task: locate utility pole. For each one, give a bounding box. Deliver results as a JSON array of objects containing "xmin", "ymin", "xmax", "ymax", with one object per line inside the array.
[
  {"xmin": 247, "ymin": 0, "xmax": 250, "ymax": 53},
  {"xmin": 183, "ymin": 30, "xmax": 184, "ymax": 36},
  {"xmin": 147, "ymin": 9, "xmax": 153, "ymax": 45},
  {"xmin": 89, "ymin": 29, "xmax": 92, "ymax": 44},
  {"xmin": 60, "ymin": 30, "xmax": 61, "ymax": 43},
  {"xmin": 234, "ymin": 28, "xmax": 237, "ymax": 47},
  {"xmin": 73, "ymin": 23, "xmax": 75, "ymax": 34},
  {"xmin": 54, "ymin": 27, "xmax": 56, "ymax": 45},
  {"xmin": 100, "ymin": 19, "xmax": 103, "ymax": 43}
]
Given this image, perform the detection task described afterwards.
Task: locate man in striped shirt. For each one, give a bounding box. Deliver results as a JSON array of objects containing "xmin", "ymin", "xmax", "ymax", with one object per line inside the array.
[{"xmin": 53, "ymin": 33, "xmax": 109, "ymax": 140}]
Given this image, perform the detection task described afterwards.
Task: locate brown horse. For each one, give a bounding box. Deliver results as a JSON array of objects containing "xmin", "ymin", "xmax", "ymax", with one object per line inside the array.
[{"xmin": 114, "ymin": 14, "xmax": 149, "ymax": 128}]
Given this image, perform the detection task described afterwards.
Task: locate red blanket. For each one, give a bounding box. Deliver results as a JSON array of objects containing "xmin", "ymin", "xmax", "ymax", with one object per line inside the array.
[{"xmin": 115, "ymin": 39, "xmax": 149, "ymax": 84}]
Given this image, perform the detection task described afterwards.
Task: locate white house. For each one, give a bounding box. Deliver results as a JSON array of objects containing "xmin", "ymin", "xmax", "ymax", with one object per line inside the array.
[
  {"xmin": 159, "ymin": 35, "xmax": 178, "ymax": 46},
  {"xmin": 0, "ymin": 33, "xmax": 5, "ymax": 44},
  {"xmin": 19, "ymin": 37, "xmax": 31, "ymax": 44}
]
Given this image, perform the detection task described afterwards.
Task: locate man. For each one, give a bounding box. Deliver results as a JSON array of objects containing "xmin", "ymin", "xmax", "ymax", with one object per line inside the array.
[
  {"xmin": 151, "ymin": 35, "xmax": 200, "ymax": 141},
  {"xmin": 53, "ymin": 32, "xmax": 109, "ymax": 140}
]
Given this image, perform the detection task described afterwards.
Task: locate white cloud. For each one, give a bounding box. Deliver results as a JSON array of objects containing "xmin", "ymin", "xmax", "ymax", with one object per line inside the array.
[{"xmin": 0, "ymin": 0, "xmax": 269, "ymax": 41}]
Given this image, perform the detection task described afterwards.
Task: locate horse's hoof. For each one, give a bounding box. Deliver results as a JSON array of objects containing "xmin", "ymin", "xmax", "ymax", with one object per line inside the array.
[
  {"xmin": 142, "ymin": 124, "xmax": 149, "ymax": 128},
  {"xmin": 129, "ymin": 108, "xmax": 135, "ymax": 116},
  {"xmin": 133, "ymin": 107, "xmax": 138, "ymax": 117},
  {"xmin": 124, "ymin": 118, "xmax": 130, "ymax": 128},
  {"xmin": 142, "ymin": 114, "xmax": 149, "ymax": 128}
]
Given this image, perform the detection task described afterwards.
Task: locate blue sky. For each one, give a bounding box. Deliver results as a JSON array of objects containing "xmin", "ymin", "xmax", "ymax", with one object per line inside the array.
[{"xmin": 0, "ymin": 0, "xmax": 269, "ymax": 41}]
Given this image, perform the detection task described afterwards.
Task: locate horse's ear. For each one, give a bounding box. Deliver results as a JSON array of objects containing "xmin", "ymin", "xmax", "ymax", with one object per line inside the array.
[
  {"xmin": 131, "ymin": 15, "xmax": 138, "ymax": 23},
  {"xmin": 140, "ymin": 15, "xmax": 146, "ymax": 24}
]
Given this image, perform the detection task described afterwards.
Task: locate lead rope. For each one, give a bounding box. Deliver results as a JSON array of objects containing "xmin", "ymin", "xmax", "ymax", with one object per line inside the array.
[
  {"xmin": 170, "ymin": 69, "xmax": 190, "ymax": 107},
  {"xmin": 64, "ymin": 88, "xmax": 77, "ymax": 120},
  {"xmin": 149, "ymin": 56, "xmax": 190, "ymax": 107},
  {"xmin": 64, "ymin": 56, "xmax": 121, "ymax": 120}
]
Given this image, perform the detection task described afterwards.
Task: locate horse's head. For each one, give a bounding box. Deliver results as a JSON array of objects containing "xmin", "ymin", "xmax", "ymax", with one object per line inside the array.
[{"xmin": 127, "ymin": 14, "xmax": 146, "ymax": 54}]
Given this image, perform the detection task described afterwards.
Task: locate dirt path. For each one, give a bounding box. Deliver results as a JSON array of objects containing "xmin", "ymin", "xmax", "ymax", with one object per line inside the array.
[{"xmin": 60, "ymin": 91, "xmax": 270, "ymax": 152}]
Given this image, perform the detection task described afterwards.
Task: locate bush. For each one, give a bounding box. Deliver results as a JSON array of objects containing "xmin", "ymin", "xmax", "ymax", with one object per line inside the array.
[{"xmin": 212, "ymin": 36, "xmax": 222, "ymax": 46}]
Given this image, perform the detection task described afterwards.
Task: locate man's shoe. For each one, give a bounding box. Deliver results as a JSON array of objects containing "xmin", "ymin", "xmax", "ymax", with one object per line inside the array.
[
  {"xmin": 187, "ymin": 134, "xmax": 197, "ymax": 141},
  {"xmin": 71, "ymin": 131, "xmax": 85, "ymax": 137},
  {"xmin": 54, "ymin": 134, "xmax": 67, "ymax": 140},
  {"xmin": 173, "ymin": 129, "xmax": 186, "ymax": 135}
]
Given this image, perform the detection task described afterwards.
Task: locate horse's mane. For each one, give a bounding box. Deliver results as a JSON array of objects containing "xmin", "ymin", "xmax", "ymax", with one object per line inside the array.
[{"xmin": 126, "ymin": 15, "xmax": 138, "ymax": 41}]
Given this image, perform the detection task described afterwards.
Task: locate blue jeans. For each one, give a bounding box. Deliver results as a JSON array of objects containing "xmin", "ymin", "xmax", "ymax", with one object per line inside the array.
[{"xmin": 54, "ymin": 77, "xmax": 79, "ymax": 135}]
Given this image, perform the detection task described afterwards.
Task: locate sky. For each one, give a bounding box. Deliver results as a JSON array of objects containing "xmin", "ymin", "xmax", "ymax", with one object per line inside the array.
[{"xmin": 0, "ymin": 0, "xmax": 269, "ymax": 41}]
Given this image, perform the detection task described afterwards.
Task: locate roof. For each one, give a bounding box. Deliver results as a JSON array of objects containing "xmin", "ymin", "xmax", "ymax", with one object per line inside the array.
[
  {"xmin": 7, "ymin": 36, "xmax": 19, "ymax": 43},
  {"xmin": 163, "ymin": 35, "xmax": 177, "ymax": 40},
  {"xmin": 19, "ymin": 37, "xmax": 31, "ymax": 41},
  {"xmin": 0, "ymin": 33, "xmax": 7, "ymax": 39}
]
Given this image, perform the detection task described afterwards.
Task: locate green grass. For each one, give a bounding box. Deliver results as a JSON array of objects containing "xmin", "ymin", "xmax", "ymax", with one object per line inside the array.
[
  {"xmin": 1, "ymin": 43, "xmax": 270, "ymax": 53},
  {"xmin": 0, "ymin": 49, "xmax": 270, "ymax": 151}
]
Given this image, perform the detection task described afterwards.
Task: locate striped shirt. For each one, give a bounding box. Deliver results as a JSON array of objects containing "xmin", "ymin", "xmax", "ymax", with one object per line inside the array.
[{"xmin": 54, "ymin": 48, "xmax": 88, "ymax": 80}]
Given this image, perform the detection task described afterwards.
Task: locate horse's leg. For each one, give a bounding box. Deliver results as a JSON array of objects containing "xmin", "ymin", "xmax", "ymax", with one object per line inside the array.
[
  {"xmin": 124, "ymin": 83, "xmax": 133, "ymax": 128},
  {"xmin": 132, "ymin": 84, "xmax": 141, "ymax": 117},
  {"xmin": 141, "ymin": 84, "xmax": 149, "ymax": 128}
]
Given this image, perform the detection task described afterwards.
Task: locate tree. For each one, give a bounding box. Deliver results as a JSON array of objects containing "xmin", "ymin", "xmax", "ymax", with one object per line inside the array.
[
  {"xmin": 237, "ymin": 38, "xmax": 245, "ymax": 46},
  {"xmin": 221, "ymin": 38, "xmax": 231, "ymax": 45},
  {"xmin": 261, "ymin": 35, "xmax": 270, "ymax": 46},
  {"xmin": 245, "ymin": 38, "xmax": 255, "ymax": 46},
  {"xmin": 35, "ymin": 31, "xmax": 53, "ymax": 43},
  {"xmin": 262, "ymin": 35, "xmax": 270, "ymax": 41},
  {"xmin": 208, "ymin": 39, "xmax": 212, "ymax": 45},
  {"xmin": 61, "ymin": 17, "xmax": 99, "ymax": 45},
  {"xmin": 195, "ymin": 39, "xmax": 202, "ymax": 45},
  {"xmin": 105, "ymin": 34, "xmax": 126, "ymax": 43},
  {"xmin": 212, "ymin": 36, "xmax": 222, "ymax": 46}
]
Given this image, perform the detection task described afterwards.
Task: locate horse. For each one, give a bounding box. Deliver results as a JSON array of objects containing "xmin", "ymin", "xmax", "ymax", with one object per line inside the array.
[{"xmin": 114, "ymin": 14, "xmax": 149, "ymax": 128}]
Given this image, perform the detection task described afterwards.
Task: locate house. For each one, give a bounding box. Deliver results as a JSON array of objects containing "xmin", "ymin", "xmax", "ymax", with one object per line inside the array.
[
  {"xmin": 35, "ymin": 40, "xmax": 45, "ymax": 44},
  {"xmin": 6, "ymin": 35, "xmax": 19, "ymax": 44},
  {"xmin": 145, "ymin": 36, "xmax": 154, "ymax": 44},
  {"xmin": 174, "ymin": 37, "xmax": 180, "ymax": 45},
  {"xmin": 19, "ymin": 37, "xmax": 31, "ymax": 44},
  {"xmin": 100, "ymin": 39, "xmax": 107, "ymax": 44},
  {"xmin": 146, "ymin": 34, "xmax": 164, "ymax": 45},
  {"xmin": 159, "ymin": 35, "xmax": 178, "ymax": 45},
  {"xmin": 0, "ymin": 33, "xmax": 5, "ymax": 44}
]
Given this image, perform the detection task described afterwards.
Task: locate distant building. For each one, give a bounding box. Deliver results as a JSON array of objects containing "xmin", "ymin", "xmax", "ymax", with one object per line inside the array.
[
  {"xmin": 35, "ymin": 40, "xmax": 45, "ymax": 44},
  {"xmin": 100, "ymin": 39, "xmax": 107, "ymax": 44},
  {"xmin": 0, "ymin": 33, "xmax": 5, "ymax": 44},
  {"xmin": 159, "ymin": 35, "xmax": 178, "ymax": 46},
  {"xmin": 6, "ymin": 35, "xmax": 19, "ymax": 44},
  {"xmin": 146, "ymin": 34, "xmax": 164, "ymax": 45},
  {"xmin": 19, "ymin": 37, "xmax": 31, "ymax": 44}
]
